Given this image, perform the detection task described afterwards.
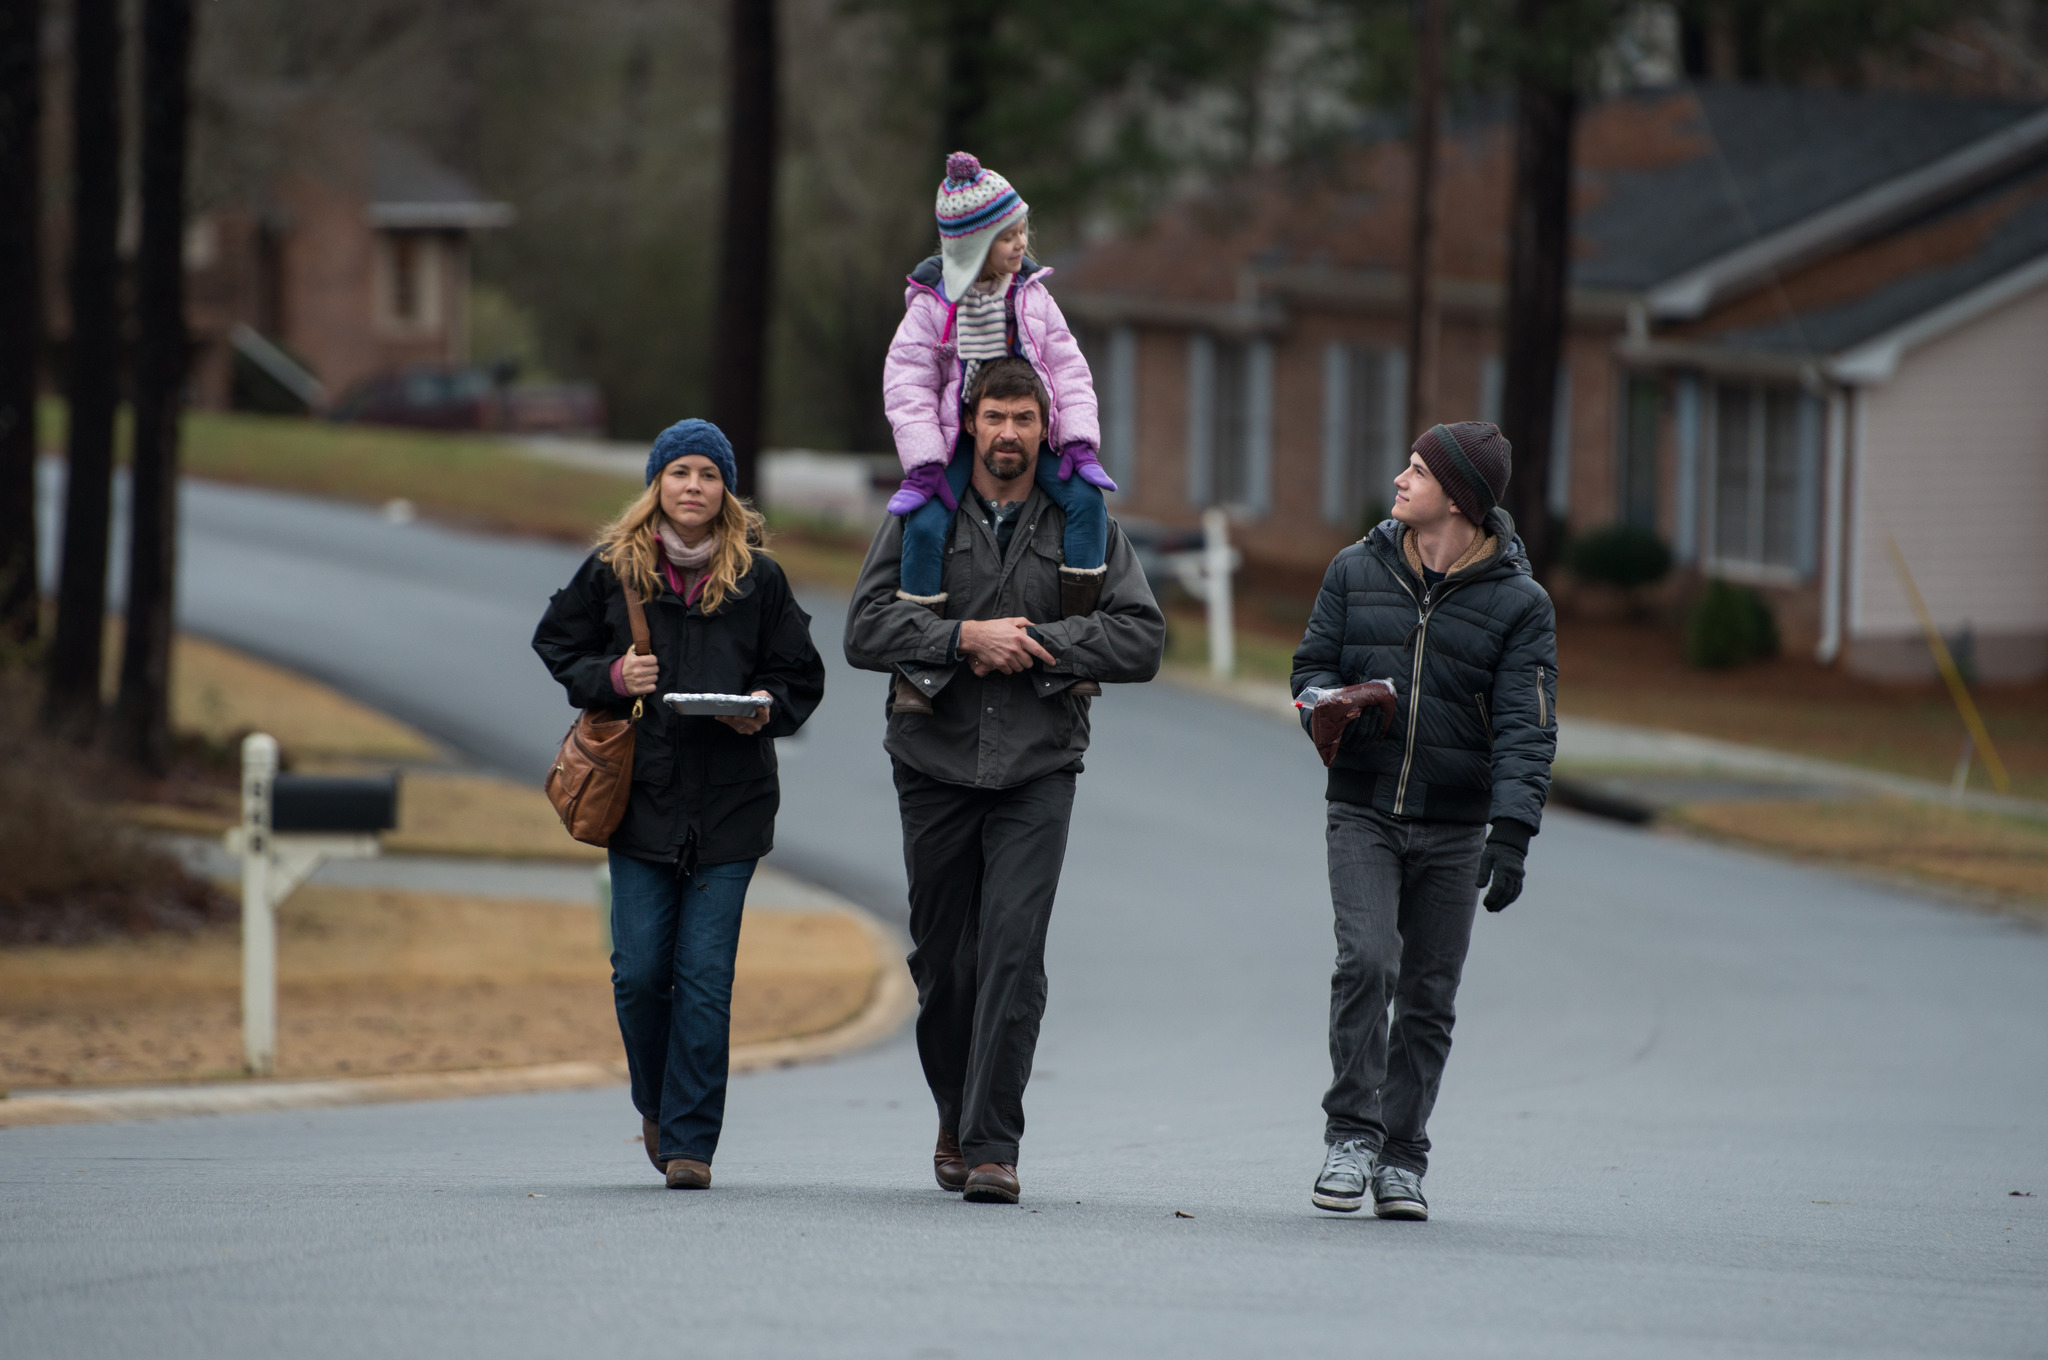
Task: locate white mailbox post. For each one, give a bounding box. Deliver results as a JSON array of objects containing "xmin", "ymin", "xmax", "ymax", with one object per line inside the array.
[
  {"xmin": 225, "ymin": 734, "xmax": 386, "ymax": 1075},
  {"xmin": 1168, "ymin": 508, "xmax": 1243, "ymax": 679}
]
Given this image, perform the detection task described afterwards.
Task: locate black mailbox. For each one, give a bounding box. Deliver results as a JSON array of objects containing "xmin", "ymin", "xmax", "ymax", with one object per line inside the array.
[{"xmin": 271, "ymin": 774, "xmax": 400, "ymax": 834}]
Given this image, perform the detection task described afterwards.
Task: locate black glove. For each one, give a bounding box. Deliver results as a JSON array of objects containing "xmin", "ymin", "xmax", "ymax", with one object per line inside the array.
[{"xmin": 1477, "ymin": 821, "xmax": 1531, "ymax": 913}]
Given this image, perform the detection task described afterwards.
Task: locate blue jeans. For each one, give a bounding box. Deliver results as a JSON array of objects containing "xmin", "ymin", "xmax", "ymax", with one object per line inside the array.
[
  {"xmin": 899, "ymin": 444, "xmax": 1108, "ymax": 598},
  {"xmin": 608, "ymin": 851, "xmax": 757, "ymax": 1165}
]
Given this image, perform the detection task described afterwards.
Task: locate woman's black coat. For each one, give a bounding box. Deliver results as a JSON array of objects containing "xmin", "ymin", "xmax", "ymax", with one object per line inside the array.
[{"xmin": 532, "ymin": 550, "xmax": 826, "ymax": 867}]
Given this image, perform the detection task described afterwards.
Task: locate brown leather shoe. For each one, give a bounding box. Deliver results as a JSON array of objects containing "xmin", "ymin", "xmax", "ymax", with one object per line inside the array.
[
  {"xmin": 665, "ymin": 1158, "xmax": 712, "ymax": 1189},
  {"xmin": 891, "ymin": 672, "xmax": 934, "ymax": 715},
  {"xmin": 642, "ymin": 1116, "xmax": 663, "ymax": 1173},
  {"xmin": 934, "ymin": 1128, "xmax": 968, "ymax": 1192},
  {"xmin": 962, "ymin": 1162, "xmax": 1020, "ymax": 1203}
]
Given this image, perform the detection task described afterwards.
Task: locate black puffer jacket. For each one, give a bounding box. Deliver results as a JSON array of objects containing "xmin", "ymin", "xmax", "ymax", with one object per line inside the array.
[
  {"xmin": 1290, "ymin": 509, "xmax": 1556, "ymax": 832},
  {"xmin": 533, "ymin": 551, "xmax": 826, "ymax": 867}
]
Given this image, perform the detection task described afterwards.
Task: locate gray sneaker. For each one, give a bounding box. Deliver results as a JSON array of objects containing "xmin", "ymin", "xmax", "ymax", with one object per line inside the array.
[
  {"xmin": 1371, "ymin": 1163, "xmax": 1428, "ymax": 1220},
  {"xmin": 1312, "ymin": 1139, "xmax": 1377, "ymax": 1212}
]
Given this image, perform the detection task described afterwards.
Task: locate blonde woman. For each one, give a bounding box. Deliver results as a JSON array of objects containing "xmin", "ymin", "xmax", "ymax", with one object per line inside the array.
[{"xmin": 533, "ymin": 419, "xmax": 825, "ymax": 1190}]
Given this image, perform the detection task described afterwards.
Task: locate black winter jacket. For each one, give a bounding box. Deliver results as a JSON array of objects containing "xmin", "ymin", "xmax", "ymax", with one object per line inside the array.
[
  {"xmin": 532, "ymin": 551, "xmax": 826, "ymax": 867},
  {"xmin": 1290, "ymin": 509, "xmax": 1556, "ymax": 833}
]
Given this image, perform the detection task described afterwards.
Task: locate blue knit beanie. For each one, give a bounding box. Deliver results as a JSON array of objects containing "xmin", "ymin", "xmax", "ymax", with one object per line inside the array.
[{"xmin": 645, "ymin": 419, "xmax": 738, "ymax": 489}]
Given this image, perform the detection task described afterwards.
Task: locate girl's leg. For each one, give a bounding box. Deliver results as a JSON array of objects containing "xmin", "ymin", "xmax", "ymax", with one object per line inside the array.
[
  {"xmin": 660, "ymin": 857, "xmax": 757, "ymax": 1164},
  {"xmin": 1034, "ymin": 456, "xmax": 1108, "ymax": 571},
  {"xmin": 607, "ymin": 850, "xmax": 684, "ymax": 1136},
  {"xmin": 899, "ymin": 495, "xmax": 951, "ymax": 600}
]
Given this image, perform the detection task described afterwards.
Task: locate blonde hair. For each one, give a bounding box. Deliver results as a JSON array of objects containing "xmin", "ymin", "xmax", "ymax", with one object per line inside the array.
[{"xmin": 596, "ymin": 477, "xmax": 768, "ymax": 614}]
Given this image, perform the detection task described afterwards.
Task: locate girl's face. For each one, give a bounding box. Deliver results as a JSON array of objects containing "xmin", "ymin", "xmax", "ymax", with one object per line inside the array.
[
  {"xmin": 660, "ymin": 455, "xmax": 725, "ymax": 539},
  {"xmin": 982, "ymin": 220, "xmax": 1027, "ymax": 279}
]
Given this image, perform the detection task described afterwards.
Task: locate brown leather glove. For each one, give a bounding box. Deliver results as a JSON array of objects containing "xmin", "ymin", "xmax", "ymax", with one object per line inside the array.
[{"xmin": 1309, "ymin": 681, "xmax": 1399, "ymax": 768}]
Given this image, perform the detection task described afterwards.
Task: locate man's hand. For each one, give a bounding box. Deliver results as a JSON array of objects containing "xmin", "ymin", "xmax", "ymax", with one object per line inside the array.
[
  {"xmin": 1308, "ymin": 681, "xmax": 1398, "ymax": 767},
  {"xmin": 619, "ymin": 649, "xmax": 658, "ymax": 697},
  {"xmin": 1476, "ymin": 836, "xmax": 1526, "ymax": 912},
  {"xmin": 959, "ymin": 617, "xmax": 1058, "ymax": 676},
  {"xmin": 714, "ymin": 690, "xmax": 774, "ymax": 735}
]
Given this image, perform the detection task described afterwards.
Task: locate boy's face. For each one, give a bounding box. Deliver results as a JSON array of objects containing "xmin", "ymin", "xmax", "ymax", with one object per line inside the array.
[
  {"xmin": 983, "ymin": 221, "xmax": 1027, "ymax": 279},
  {"xmin": 1392, "ymin": 451, "xmax": 1459, "ymax": 529}
]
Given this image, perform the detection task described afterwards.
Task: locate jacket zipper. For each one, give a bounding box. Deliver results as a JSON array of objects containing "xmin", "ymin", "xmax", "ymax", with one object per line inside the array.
[
  {"xmin": 1390, "ymin": 575, "xmax": 1471, "ymax": 815},
  {"xmin": 1537, "ymin": 665, "xmax": 1549, "ymax": 727},
  {"xmin": 1475, "ymin": 692, "xmax": 1492, "ymax": 744}
]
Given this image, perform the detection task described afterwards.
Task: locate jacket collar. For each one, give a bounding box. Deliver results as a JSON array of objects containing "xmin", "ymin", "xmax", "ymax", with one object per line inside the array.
[
  {"xmin": 1369, "ymin": 508, "xmax": 1525, "ymax": 588},
  {"xmin": 908, "ymin": 254, "xmax": 1051, "ymax": 303}
]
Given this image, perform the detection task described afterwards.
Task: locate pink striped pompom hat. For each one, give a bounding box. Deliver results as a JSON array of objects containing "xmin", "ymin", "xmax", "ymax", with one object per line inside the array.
[{"xmin": 935, "ymin": 151, "xmax": 1028, "ymax": 303}]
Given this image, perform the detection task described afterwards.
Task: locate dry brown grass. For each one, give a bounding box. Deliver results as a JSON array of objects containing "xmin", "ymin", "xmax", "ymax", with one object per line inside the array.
[
  {"xmin": 1559, "ymin": 619, "xmax": 2048, "ymax": 800},
  {"xmin": 384, "ymin": 771, "xmax": 604, "ymax": 861},
  {"xmin": 171, "ymin": 633, "xmax": 441, "ymax": 766},
  {"xmin": 0, "ymin": 883, "xmax": 881, "ymax": 1089},
  {"xmin": 1668, "ymin": 797, "xmax": 2048, "ymax": 915}
]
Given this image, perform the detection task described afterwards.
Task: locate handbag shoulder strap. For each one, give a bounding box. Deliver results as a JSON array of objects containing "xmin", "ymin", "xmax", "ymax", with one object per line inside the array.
[{"xmin": 622, "ymin": 583, "xmax": 651, "ymax": 655}]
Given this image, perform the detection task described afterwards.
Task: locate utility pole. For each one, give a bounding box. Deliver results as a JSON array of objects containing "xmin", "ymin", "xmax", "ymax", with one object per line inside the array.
[
  {"xmin": 0, "ymin": 0, "xmax": 40, "ymax": 648},
  {"xmin": 111, "ymin": 0, "xmax": 193, "ymax": 772},
  {"xmin": 44, "ymin": 0, "xmax": 121, "ymax": 743},
  {"xmin": 708, "ymin": 0, "xmax": 777, "ymax": 497},
  {"xmin": 1403, "ymin": 0, "xmax": 1443, "ymax": 440}
]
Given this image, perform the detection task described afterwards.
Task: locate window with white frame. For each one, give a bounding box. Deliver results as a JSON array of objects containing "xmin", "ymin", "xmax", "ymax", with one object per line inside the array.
[
  {"xmin": 375, "ymin": 230, "xmax": 443, "ymax": 335},
  {"xmin": 1074, "ymin": 324, "xmax": 1137, "ymax": 494},
  {"xmin": 1321, "ymin": 341, "xmax": 1406, "ymax": 530},
  {"xmin": 1705, "ymin": 382, "xmax": 1820, "ymax": 576},
  {"xmin": 1186, "ymin": 332, "xmax": 1271, "ymax": 512}
]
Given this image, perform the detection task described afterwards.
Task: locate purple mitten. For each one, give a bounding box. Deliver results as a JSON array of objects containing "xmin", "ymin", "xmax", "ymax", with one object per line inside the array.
[
  {"xmin": 886, "ymin": 462, "xmax": 958, "ymax": 515},
  {"xmin": 1057, "ymin": 442, "xmax": 1118, "ymax": 492}
]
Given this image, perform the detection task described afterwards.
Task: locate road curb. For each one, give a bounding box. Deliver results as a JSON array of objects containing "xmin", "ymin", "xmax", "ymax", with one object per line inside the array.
[{"xmin": 0, "ymin": 903, "xmax": 915, "ymax": 1131}]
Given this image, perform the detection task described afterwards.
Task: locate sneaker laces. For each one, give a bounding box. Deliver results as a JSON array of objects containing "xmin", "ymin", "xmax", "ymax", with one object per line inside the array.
[
  {"xmin": 1321, "ymin": 1138, "xmax": 1375, "ymax": 1183},
  {"xmin": 1374, "ymin": 1164, "xmax": 1424, "ymax": 1200}
]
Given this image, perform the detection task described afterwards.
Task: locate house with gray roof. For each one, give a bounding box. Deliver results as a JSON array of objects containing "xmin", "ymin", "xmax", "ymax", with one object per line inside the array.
[{"xmin": 1054, "ymin": 84, "xmax": 2048, "ymax": 681}]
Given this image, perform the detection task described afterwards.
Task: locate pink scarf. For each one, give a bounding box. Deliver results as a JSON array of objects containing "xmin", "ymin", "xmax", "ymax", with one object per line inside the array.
[{"xmin": 657, "ymin": 523, "xmax": 717, "ymax": 604}]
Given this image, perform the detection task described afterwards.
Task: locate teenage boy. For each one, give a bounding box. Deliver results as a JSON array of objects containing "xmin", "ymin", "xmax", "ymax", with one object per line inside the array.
[
  {"xmin": 1291, "ymin": 420, "xmax": 1557, "ymax": 1221},
  {"xmin": 844, "ymin": 356, "xmax": 1166, "ymax": 1205}
]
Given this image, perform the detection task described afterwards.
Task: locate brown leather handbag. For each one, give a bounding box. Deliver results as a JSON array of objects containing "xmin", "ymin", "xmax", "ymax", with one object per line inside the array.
[{"xmin": 546, "ymin": 585, "xmax": 651, "ymax": 846}]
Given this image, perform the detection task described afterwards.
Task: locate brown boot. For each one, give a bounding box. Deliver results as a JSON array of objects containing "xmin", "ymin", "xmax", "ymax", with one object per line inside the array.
[
  {"xmin": 962, "ymin": 1162, "xmax": 1020, "ymax": 1204},
  {"xmin": 665, "ymin": 1158, "xmax": 712, "ymax": 1189},
  {"xmin": 934, "ymin": 1128, "xmax": 968, "ymax": 1193},
  {"xmin": 1058, "ymin": 567, "xmax": 1107, "ymax": 698},
  {"xmin": 890, "ymin": 590, "xmax": 948, "ymax": 715},
  {"xmin": 642, "ymin": 1116, "xmax": 663, "ymax": 1173}
]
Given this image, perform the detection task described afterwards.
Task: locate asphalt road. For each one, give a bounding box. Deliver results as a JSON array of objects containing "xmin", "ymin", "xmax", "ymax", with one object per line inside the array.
[{"xmin": 7, "ymin": 477, "xmax": 2045, "ymax": 1358}]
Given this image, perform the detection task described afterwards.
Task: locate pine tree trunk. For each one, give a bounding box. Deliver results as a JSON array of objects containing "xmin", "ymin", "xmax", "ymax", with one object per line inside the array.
[
  {"xmin": 941, "ymin": 0, "xmax": 995, "ymax": 156},
  {"xmin": 109, "ymin": 0, "xmax": 190, "ymax": 773},
  {"xmin": 0, "ymin": 0, "xmax": 40, "ymax": 649},
  {"xmin": 1403, "ymin": 0, "xmax": 1443, "ymax": 438},
  {"xmin": 708, "ymin": 0, "xmax": 776, "ymax": 497},
  {"xmin": 1498, "ymin": 50, "xmax": 1574, "ymax": 584},
  {"xmin": 44, "ymin": 0, "xmax": 120, "ymax": 742}
]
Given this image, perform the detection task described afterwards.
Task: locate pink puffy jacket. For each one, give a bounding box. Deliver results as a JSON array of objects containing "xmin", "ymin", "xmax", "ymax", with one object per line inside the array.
[{"xmin": 883, "ymin": 257, "xmax": 1101, "ymax": 473}]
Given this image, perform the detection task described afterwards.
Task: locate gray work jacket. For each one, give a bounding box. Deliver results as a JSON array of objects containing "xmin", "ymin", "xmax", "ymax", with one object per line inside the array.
[{"xmin": 843, "ymin": 480, "xmax": 1166, "ymax": 789}]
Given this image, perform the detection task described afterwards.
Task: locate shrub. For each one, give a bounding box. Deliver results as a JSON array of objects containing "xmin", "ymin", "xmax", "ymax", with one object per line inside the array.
[
  {"xmin": 0, "ymin": 671, "xmax": 233, "ymax": 945},
  {"xmin": 1685, "ymin": 579, "xmax": 1778, "ymax": 670},
  {"xmin": 1566, "ymin": 524, "xmax": 1672, "ymax": 592}
]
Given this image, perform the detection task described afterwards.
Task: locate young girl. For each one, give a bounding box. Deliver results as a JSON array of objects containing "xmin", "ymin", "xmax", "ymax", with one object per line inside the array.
[{"xmin": 880, "ymin": 151, "xmax": 1116, "ymax": 713}]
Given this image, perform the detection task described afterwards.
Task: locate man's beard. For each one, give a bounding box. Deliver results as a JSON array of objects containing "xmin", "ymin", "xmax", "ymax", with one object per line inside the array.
[{"xmin": 979, "ymin": 440, "xmax": 1031, "ymax": 483}]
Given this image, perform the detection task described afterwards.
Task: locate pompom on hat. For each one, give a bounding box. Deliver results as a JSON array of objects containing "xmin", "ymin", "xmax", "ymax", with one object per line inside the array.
[
  {"xmin": 645, "ymin": 418, "xmax": 738, "ymax": 490},
  {"xmin": 935, "ymin": 151, "xmax": 1028, "ymax": 303},
  {"xmin": 1412, "ymin": 421, "xmax": 1511, "ymax": 524}
]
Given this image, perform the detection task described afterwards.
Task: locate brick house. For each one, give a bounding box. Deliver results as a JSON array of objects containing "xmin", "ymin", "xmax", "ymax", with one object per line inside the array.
[
  {"xmin": 1053, "ymin": 85, "xmax": 2048, "ymax": 682},
  {"xmin": 182, "ymin": 133, "xmax": 513, "ymax": 411}
]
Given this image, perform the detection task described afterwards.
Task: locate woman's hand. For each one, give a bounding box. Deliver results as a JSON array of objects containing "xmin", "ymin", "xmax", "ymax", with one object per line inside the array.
[
  {"xmin": 715, "ymin": 690, "xmax": 773, "ymax": 735},
  {"xmin": 619, "ymin": 649, "xmax": 659, "ymax": 697}
]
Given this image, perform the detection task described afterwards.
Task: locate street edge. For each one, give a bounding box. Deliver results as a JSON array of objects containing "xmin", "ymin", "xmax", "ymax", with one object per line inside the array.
[{"xmin": 0, "ymin": 899, "xmax": 916, "ymax": 1130}]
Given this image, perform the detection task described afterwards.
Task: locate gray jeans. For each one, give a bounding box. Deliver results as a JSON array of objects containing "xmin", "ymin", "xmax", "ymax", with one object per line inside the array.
[{"xmin": 1323, "ymin": 801, "xmax": 1485, "ymax": 1174}]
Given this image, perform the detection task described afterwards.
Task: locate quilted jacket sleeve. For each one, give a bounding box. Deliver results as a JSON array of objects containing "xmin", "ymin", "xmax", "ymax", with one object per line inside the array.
[
  {"xmin": 883, "ymin": 291, "xmax": 953, "ymax": 472},
  {"xmin": 1030, "ymin": 288, "xmax": 1101, "ymax": 454},
  {"xmin": 1484, "ymin": 582, "xmax": 1558, "ymax": 830},
  {"xmin": 1289, "ymin": 553, "xmax": 1352, "ymax": 733}
]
